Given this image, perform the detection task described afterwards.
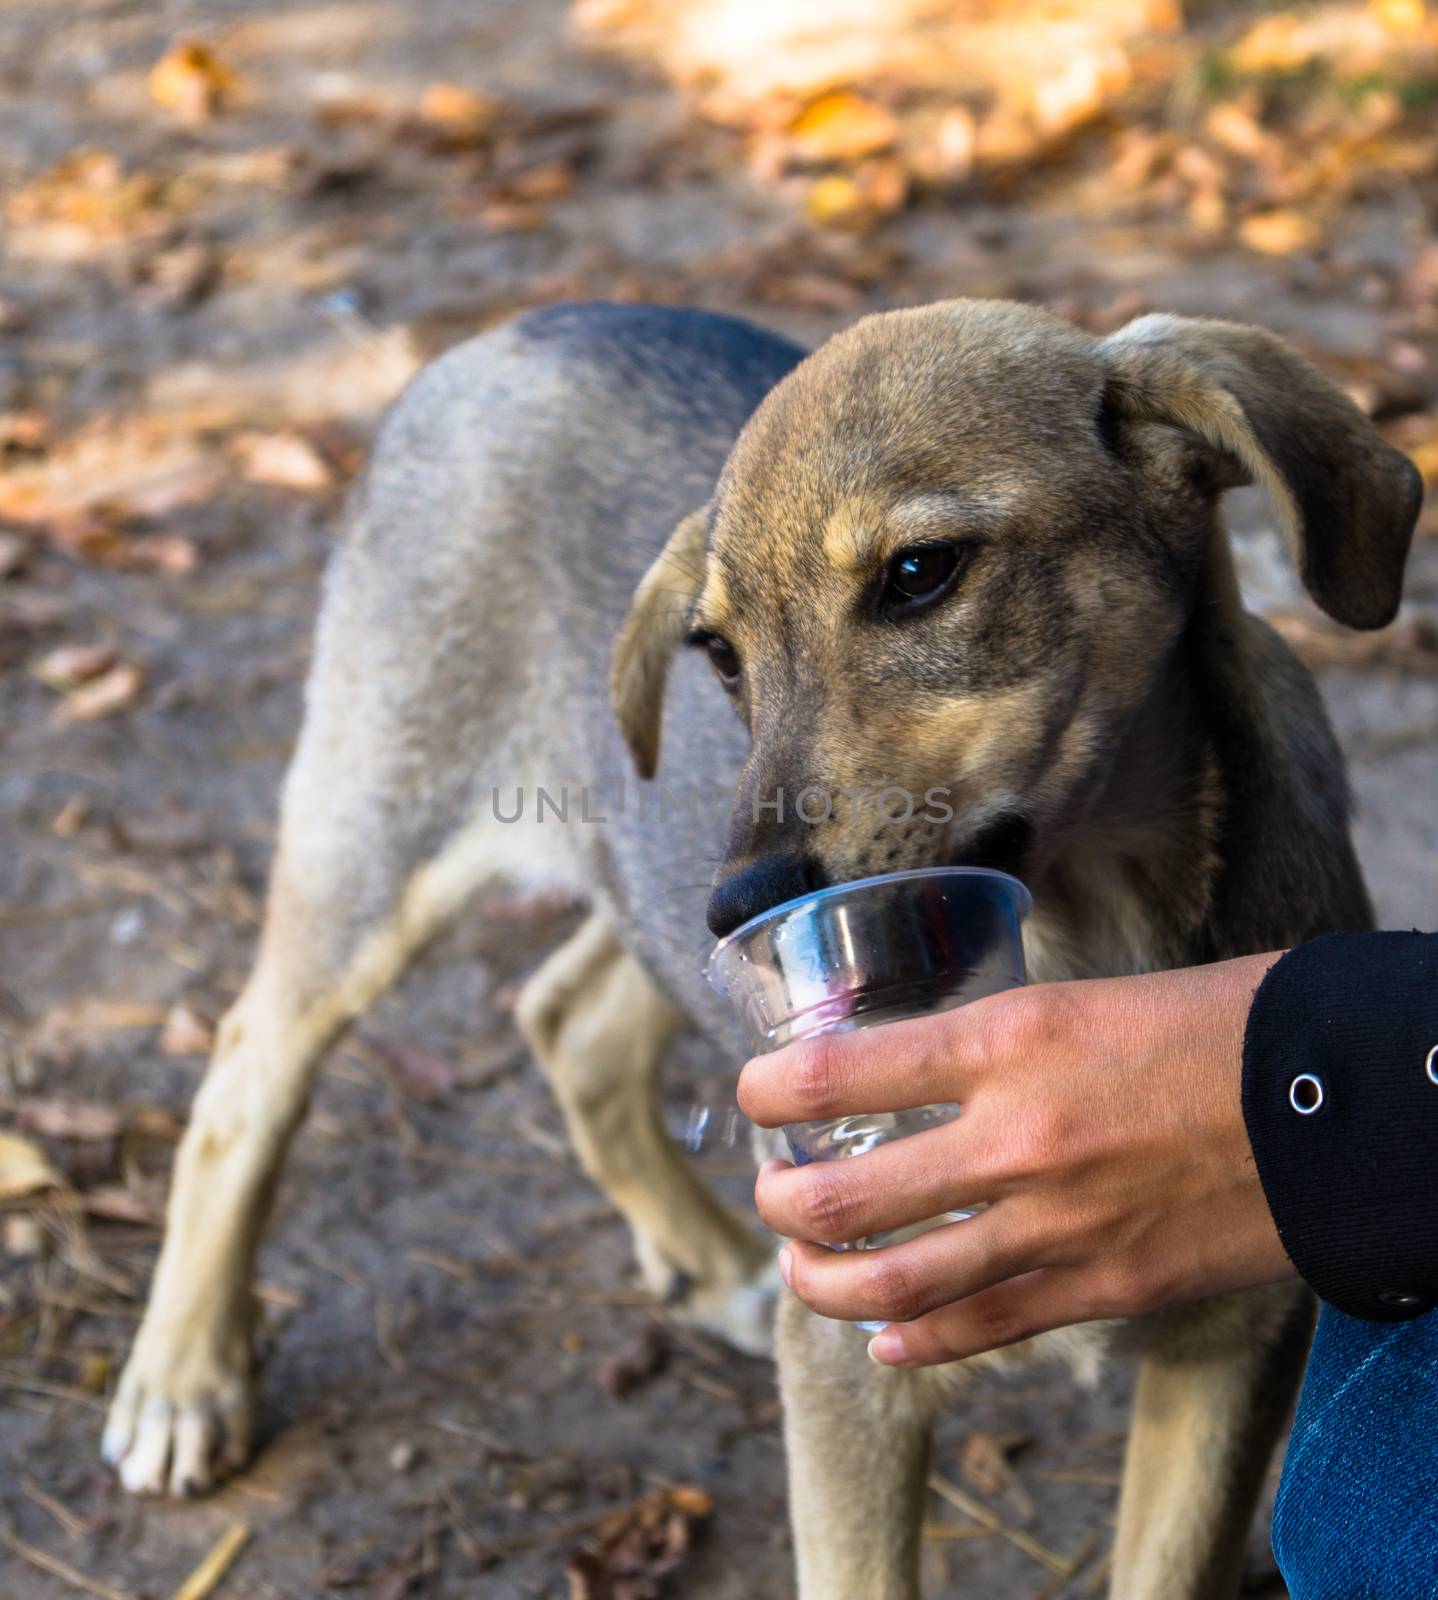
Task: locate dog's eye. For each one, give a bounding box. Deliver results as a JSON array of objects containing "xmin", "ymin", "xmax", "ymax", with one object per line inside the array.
[
  {"xmin": 706, "ymin": 637, "xmax": 741, "ymax": 685},
  {"xmin": 686, "ymin": 629, "xmax": 742, "ymax": 688},
  {"xmin": 882, "ymin": 542, "xmax": 968, "ymax": 616}
]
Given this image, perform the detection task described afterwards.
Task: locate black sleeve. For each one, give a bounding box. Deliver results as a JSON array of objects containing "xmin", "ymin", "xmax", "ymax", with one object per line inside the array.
[{"xmin": 1241, "ymin": 931, "xmax": 1438, "ymax": 1322}]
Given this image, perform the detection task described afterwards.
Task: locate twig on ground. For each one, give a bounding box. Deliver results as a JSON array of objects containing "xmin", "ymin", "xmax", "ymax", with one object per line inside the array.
[
  {"xmin": 928, "ymin": 1471, "xmax": 1070, "ymax": 1576},
  {"xmin": 1031, "ymin": 1529, "xmax": 1105, "ymax": 1599},
  {"xmin": 168, "ymin": 1520, "xmax": 250, "ymax": 1600},
  {"xmin": 0, "ymin": 1367, "xmax": 106, "ymax": 1411},
  {"xmin": 0, "ymin": 1522, "xmax": 132, "ymax": 1600},
  {"xmin": 387, "ymin": 1140, "xmax": 552, "ymax": 1177},
  {"xmin": 20, "ymin": 1476, "xmax": 99, "ymax": 1539},
  {"xmin": 436, "ymin": 1479, "xmax": 484, "ymax": 1563}
]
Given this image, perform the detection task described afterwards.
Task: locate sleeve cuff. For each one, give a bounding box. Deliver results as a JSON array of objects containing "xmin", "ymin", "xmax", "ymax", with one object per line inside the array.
[{"xmin": 1241, "ymin": 931, "xmax": 1438, "ymax": 1323}]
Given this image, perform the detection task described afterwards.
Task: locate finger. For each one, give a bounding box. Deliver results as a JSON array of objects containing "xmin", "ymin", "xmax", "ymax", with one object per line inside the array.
[
  {"xmin": 738, "ymin": 992, "xmax": 1015, "ymax": 1128},
  {"xmin": 779, "ymin": 1206, "xmax": 1039, "ymax": 1324},
  {"xmin": 865, "ymin": 1265, "xmax": 1107, "ymax": 1368},
  {"xmin": 754, "ymin": 1124, "xmax": 998, "ymax": 1247}
]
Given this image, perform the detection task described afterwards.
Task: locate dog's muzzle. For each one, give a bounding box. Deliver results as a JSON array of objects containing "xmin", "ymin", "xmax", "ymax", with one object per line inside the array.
[{"xmin": 706, "ymin": 853, "xmax": 827, "ymax": 939}]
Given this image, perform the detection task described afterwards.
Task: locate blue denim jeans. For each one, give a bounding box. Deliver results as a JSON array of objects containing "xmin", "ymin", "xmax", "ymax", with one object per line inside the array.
[{"xmin": 1273, "ymin": 1304, "xmax": 1438, "ymax": 1597}]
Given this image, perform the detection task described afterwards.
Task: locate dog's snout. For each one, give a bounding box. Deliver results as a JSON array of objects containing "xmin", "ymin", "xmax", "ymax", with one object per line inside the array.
[{"xmin": 706, "ymin": 853, "xmax": 827, "ymax": 939}]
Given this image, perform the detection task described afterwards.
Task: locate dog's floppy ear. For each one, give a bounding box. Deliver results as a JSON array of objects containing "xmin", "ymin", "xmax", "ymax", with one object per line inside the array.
[
  {"xmin": 610, "ymin": 507, "xmax": 709, "ymax": 780},
  {"xmin": 1101, "ymin": 313, "xmax": 1422, "ymax": 629}
]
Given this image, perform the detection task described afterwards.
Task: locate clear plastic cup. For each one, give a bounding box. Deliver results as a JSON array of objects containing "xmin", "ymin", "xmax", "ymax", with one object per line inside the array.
[{"xmin": 706, "ymin": 866, "xmax": 1031, "ymax": 1267}]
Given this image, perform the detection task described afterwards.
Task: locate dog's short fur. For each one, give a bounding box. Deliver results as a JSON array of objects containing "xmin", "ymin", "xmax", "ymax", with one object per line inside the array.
[{"xmin": 103, "ymin": 299, "xmax": 1419, "ymax": 1597}]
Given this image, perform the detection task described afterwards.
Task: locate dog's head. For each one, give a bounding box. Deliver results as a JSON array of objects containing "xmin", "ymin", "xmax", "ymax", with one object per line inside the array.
[{"xmin": 611, "ymin": 301, "xmax": 1420, "ymax": 938}]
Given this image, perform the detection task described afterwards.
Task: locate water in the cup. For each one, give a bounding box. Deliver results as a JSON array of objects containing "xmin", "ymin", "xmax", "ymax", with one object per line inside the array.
[
  {"xmin": 782, "ymin": 982, "xmax": 1014, "ymax": 1251},
  {"xmin": 787, "ymin": 1104, "xmax": 978, "ymax": 1250}
]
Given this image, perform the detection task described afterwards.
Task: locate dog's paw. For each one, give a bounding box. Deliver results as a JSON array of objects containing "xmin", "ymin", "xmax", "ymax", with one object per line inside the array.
[
  {"xmin": 633, "ymin": 1233, "xmax": 780, "ymax": 1358},
  {"xmin": 101, "ymin": 1330, "xmax": 253, "ymax": 1497}
]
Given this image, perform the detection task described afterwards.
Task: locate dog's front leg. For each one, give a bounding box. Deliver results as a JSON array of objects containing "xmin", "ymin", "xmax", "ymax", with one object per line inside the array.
[
  {"xmin": 518, "ymin": 915, "xmax": 776, "ymax": 1355},
  {"xmin": 1111, "ymin": 1284, "xmax": 1313, "ymax": 1597},
  {"xmin": 104, "ymin": 825, "xmax": 476, "ymax": 1496},
  {"xmin": 777, "ymin": 1289, "xmax": 937, "ymax": 1600}
]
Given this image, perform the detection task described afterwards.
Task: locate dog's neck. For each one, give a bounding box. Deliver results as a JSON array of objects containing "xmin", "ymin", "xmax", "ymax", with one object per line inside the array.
[{"xmin": 1024, "ymin": 564, "xmax": 1231, "ymax": 985}]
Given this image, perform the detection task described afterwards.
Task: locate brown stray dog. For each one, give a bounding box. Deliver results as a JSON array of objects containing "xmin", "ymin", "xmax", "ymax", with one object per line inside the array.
[{"xmin": 103, "ymin": 298, "xmax": 1419, "ymax": 1598}]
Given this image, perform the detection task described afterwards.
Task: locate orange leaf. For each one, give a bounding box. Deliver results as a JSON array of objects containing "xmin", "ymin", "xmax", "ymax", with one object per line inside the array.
[
  {"xmin": 54, "ymin": 661, "xmax": 145, "ymax": 722},
  {"xmin": 806, "ymin": 173, "xmax": 867, "ymax": 227},
  {"xmin": 418, "ymin": 82, "xmax": 501, "ymax": 147},
  {"xmin": 234, "ymin": 430, "xmax": 334, "ymax": 491},
  {"xmin": 791, "ymin": 92, "xmax": 897, "ymax": 163},
  {"xmin": 149, "ymin": 39, "xmax": 238, "ymax": 123},
  {"xmin": 1229, "ymin": 16, "xmax": 1317, "ymax": 76},
  {"xmin": 1239, "ymin": 208, "xmax": 1321, "ymax": 255}
]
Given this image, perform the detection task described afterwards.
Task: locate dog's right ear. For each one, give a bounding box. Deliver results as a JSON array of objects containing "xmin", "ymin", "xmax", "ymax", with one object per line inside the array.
[{"xmin": 610, "ymin": 507, "xmax": 709, "ymax": 780}]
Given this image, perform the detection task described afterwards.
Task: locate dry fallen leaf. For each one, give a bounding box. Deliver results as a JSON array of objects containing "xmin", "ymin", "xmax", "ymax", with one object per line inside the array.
[
  {"xmin": 1229, "ymin": 15, "xmax": 1318, "ymax": 76},
  {"xmin": 34, "ymin": 642, "xmax": 116, "ymax": 690},
  {"xmin": 1030, "ymin": 45, "xmax": 1130, "ymax": 136},
  {"xmin": 121, "ymin": 533, "xmax": 200, "ymax": 576},
  {"xmin": 135, "ymin": 240, "xmax": 219, "ymax": 309},
  {"xmin": 418, "ymin": 82, "xmax": 502, "ymax": 148},
  {"xmin": 959, "ymin": 1430, "xmax": 1035, "ymax": 1521},
  {"xmin": 791, "ymin": 92, "xmax": 897, "ymax": 163},
  {"xmin": 15, "ymin": 1098, "xmax": 126, "ymax": 1141},
  {"xmin": 50, "ymin": 795, "xmax": 90, "ymax": 836},
  {"xmin": 806, "ymin": 173, "xmax": 867, "ymax": 227},
  {"xmin": 566, "ymin": 1485, "xmax": 713, "ymax": 1600},
  {"xmin": 0, "ymin": 413, "xmax": 221, "ymax": 565},
  {"xmin": 234, "ymin": 430, "xmax": 334, "ymax": 491},
  {"xmin": 597, "ymin": 1324, "xmax": 670, "ymax": 1399},
  {"xmin": 0, "ymin": 1129, "xmax": 58, "ymax": 1201},
  {"xmin": 6, "ymin": 148, "xmax": 183, "ymax": 248},
  {"xmin": 160, "ymin": 1001, "xmax": 215, "ymax": 1057},
  {"xmin": 1238, "ymin": 208, "xmax": 1321, "ymax": 256},
  {"xmin": 149, "ymin": 39, "xmax": 238, "ymax": 123},
  {"xmin": 500, "ymin": 159, "xmax": 576, "ymax": 202},
  {"xmin": 54, "ymin": 660, "xmax": 145, "ymax": 722},
  {"xmin": 479, "ymin": 199, "xmax": 549, "ymax": 232}
]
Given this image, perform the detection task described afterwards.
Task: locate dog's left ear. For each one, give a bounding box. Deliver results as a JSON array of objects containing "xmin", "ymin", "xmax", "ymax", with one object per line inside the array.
[
  {"xmin": 1101, "ymin": 313, "xmax": 1422, "ymax": 629},
  {"xmin": 610, "ymin": 507, "xmax": 709, "ymax": 780}
]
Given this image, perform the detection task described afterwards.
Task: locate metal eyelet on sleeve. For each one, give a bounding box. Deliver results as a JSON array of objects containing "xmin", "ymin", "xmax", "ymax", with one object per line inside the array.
[
  {"xmin": 1378, "ymin": 1291, "xmax": 1423, "ymax": 1309},
  {"xmin": 1426, "ymin": 1044, "xmax": 1438, "ymax": 1087},
  {"xmin": 1289, "ymin": 1073, "xmax": 1324, "ymax": 1115}
]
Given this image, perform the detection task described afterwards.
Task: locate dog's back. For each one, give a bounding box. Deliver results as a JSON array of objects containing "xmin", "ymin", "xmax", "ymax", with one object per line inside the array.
[{"xmin": 310, "ymin": 302, "xmax": 802, "ymax": 1023}]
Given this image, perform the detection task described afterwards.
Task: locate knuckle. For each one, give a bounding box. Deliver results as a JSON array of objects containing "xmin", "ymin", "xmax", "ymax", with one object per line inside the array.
[
  {"xmin": 795, "ymin": 1166, "xmax": 854, "ymax": 1242},
  {"xmin": 971, "ymin": 1301, "xmax": 1031, "ymax": 1352},
  {"xmin": 1008, "ymin": 1105, "xmax": 1061, "ymax": 1176},
  {"xmin": 788, "ymin": 1036, "xmax": 841, "ymax": 1118},
  {"xmin": 1097, "ymin": 1258, "xmax": 1158, "ymax": 1318},
  {"xmin": 995, "ymin": 984, "xmax": 1068, "ymax": 1059},
  {"xmin": 865, "ymin": 1253, "xmax": 927, "ymax": 1323}
]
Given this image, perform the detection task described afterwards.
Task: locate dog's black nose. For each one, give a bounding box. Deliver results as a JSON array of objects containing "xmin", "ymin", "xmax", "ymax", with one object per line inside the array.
[{"xmin": 706, "ymin": 853, "xmax": 828, "ymax": 939}]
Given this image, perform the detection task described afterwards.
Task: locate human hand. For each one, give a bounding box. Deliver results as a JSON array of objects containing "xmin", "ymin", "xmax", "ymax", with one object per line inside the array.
[{"xmin": 737, "ymin": 954, "xmax": 1298, "ymax": 1367}]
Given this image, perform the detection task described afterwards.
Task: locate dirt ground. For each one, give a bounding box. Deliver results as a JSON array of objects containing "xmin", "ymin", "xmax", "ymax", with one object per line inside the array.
[{"xmin": 3, "ymin": 2, "xmax": 1438, "ymax": 1597}]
